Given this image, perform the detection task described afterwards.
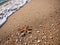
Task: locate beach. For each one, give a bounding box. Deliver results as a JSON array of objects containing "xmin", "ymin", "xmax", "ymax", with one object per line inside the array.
[
  {"xmin": 0, "ymin": 0, "xmax": 60, "ymax": 45},
  {"xmin": 0, "ymin": 0, "xmax": 30, "ymax": 26}
]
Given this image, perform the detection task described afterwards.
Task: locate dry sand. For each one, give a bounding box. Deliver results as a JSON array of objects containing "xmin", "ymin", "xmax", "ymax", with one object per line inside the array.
[{"xmin": 0, "ymin": 0, "xmax": 60, "ymax": 45}]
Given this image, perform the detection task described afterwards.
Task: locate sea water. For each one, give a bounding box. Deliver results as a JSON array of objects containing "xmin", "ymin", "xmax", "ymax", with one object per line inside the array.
[{"xmin": 0, "ymin": 0, "xmax": 8, "ymax": 5}]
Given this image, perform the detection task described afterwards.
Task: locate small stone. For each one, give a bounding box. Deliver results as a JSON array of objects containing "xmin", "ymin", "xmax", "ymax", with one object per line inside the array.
[
  {"xmin": 16, "ymin": 39, "xmax": 18, "ymax": 43},
  {"xmin": 44, "ymin": 41, "xmax": 47, "ymax": 44},
  {"xmin": 39, "ymin": 25, "xmax": 42, "ymax": 27},
  {"xmin": 51, "ymin": 24, "xmax": 54, "ymax": 26},
  {"xmin": 37, "ymin": 31, "xmax": 40, "ymax": 33},
  {"xmin": 20, "ymin": 32, "xmax": 26, "ymax": 37},
  {"xmin": 24, "ymin": 42, "xmax": 27, "ymax": 45},
  {"xmin": 49, "ymin": 36, "xmax": 53, "ymax": 39},
  {"xmin": 30, "ymin": 35, "xmax": 32, "ymax": 38},
  {"xmin": 19, "ymin": 39, "xmax": 21, "ymax": 42},
  {"xmin": 11, "ymin": 34, "xmax": 14, "ymax": 37},
  {"xmin": 37, "ymin": 40, "xmax": 41, "ymax": 43},
  {"xmin": 42, "ymin": 35, "xmax": 46, "ymax": 39}
]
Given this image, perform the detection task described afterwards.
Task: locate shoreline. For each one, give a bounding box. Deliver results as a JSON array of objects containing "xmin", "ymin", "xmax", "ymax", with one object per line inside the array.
[
  {"xmin": 0, "ymin": 0, "xmax": 30, "ymax": 27},
  {"xmin": 0, "ymin": 0, "xmax": 59, "ymax": 45}
]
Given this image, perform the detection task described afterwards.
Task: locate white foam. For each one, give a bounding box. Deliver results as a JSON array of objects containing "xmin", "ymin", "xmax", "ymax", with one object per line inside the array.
[
  {"xmin": 0, "ymin": 17, "xmax": 7, "ymax": 26},
  {"xmin": 0, "ymin": 0, "xmax": 31, "ymax": 27}
]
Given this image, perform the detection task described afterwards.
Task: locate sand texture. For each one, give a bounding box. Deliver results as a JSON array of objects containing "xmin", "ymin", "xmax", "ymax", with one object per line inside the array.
[{"xmin": 0, "ymin": 0, "xmax": 60, "ymax": 45}]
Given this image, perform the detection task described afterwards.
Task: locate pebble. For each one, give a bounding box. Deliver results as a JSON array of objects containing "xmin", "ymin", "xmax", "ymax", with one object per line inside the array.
[
  {"xmin": 37, "ymin": 31, "xmax": 40, "ymax": 33},
  {"xmin": 39, "ymin": 25, "xmax": 42, "ymax": 27},
  {"xmin": 24, "ymin": 42, "xmax": 27, "ymax": 45},
  {"xmin": 51, "ymin": 24, "xmax": 54, "ymax": 26},
  {"xmin": 20, "ymin": 32, "xmax": 26, "ymax": 37},
  {"xmin": 37, "ymin": 40, "xmax": 41, "ymax": 43},
  {"xmin": 11, "ymin": 34, "xmax": 14, "ymax": 37},
  {"xmin": 49, "ymin": 36, "xmax": 53, "ymax": 39},
  {"xmin": 29, "ymin": 35, "xmax": 32, "ymax": 38},
  {"xmin": 44, "ymin": 41, "xmax": 47, "ymax": 44},
  {"xmin": 16, "ymin": 39, "xmax": 18, "ymax": 43},
  {"xmin": 42, "ymin": 35, "xmax": 46, "ymax": 39}
]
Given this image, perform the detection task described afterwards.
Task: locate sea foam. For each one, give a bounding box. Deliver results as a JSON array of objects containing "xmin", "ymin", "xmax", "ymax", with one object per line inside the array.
[{"xmin": 0, "ymin": 0, "xmax": 31, "ymax": 27}]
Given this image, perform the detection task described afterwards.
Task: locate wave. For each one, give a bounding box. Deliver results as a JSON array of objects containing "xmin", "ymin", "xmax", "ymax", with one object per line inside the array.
[{"xmin": 0, "ymin": 0, "xmax": 31, "ymax": 27}]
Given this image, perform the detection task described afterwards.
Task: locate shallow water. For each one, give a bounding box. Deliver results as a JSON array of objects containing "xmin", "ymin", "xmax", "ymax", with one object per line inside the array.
[{"xmin": 0, "ymin": 0, "xmax": 8, "ymax": 5}]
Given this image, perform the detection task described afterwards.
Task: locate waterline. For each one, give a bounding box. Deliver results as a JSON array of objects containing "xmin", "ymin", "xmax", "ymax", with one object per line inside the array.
[{"xmin": 0, "ymin": 0, "xmax": 31, "ymax": 27}]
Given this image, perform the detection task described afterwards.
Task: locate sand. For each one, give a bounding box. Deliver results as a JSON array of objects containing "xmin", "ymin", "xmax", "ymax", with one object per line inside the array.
[{"xmin": 0, "ymin": 0, "xmax": 60, "ymax": 45}]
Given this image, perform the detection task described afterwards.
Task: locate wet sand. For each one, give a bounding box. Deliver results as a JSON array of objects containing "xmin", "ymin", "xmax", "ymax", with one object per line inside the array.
[{"xmin": 0, "ymin": 0, "xmax": 60, "ymax": 45}]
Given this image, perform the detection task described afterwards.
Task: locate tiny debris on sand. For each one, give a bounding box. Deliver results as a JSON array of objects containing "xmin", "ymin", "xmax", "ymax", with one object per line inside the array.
[{"xmin": 0, "ymin": 24, "xmax": 59, "ymax": 45}]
